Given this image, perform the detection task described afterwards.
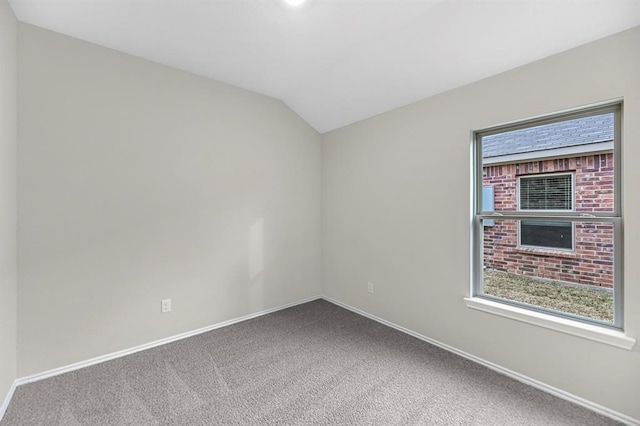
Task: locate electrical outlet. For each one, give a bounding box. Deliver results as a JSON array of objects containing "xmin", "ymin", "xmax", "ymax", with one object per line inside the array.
[
  {"xmin": 161, "ymin": 298, "xmax": 172, "ymax": 313},
  {"xmin": 367, "ymin": 282, "xmax": 374, "ymax": 294}
]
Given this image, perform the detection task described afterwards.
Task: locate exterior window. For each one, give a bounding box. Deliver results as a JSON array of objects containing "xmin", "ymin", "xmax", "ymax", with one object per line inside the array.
[
  {"xmin": 473, "ymin": 103, "xmax": 622, "ymax": 328},
  {"xmin": 520, "ymin": 220, "xmax": 572, "ymax": 250},
  {"xmin": 519, "ymin": 174, "xmax": 572, "ymax": 211},
  {"xmin": 518, "ymin": 173, "xmax": 574, "ymax": 250}
]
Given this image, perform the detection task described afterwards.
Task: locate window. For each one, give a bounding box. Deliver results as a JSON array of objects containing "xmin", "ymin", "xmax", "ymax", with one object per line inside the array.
[
  {"xmin": 518, "ymin": 173, "xmax": 574, "ymax": 250},
  {"xmin": 472, "ymin": 103, "xmax": 623, "ymax": 330},
  {"xmin": 520, "ymin": 220, "xmax": 572, "ymax": 250},
  {"xmin": 519, "ymin": 173, "xmax": 572, "ymax": 211}
]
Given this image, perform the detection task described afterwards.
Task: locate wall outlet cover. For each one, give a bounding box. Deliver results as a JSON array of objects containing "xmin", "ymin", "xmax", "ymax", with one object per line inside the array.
[{"xmin": 161, "ymin": 299, "xmax": 172, "ymax": 313}]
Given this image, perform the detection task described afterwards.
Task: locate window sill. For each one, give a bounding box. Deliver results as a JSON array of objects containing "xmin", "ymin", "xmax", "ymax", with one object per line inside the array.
[
  {"xmin": 515, "ymin": 247, "xmax": 577, "ymax": 258},
  {"xmin": 464, "ymin": 297, "xmax": 636, "ymax": 350}
]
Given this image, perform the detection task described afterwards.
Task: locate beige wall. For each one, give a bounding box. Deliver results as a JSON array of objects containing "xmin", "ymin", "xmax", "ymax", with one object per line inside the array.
[
  {"xmin": 0, "ymin": 0, "xmax": 17, "ymax": 408},
  {"xmin": 322, "ymin": 26, "xmax": 640, "ymax": 420},
  {"xmin": 11, "ymin": 12, "xmax": 640, "ymax": 422},
  {"xmin": 17, "ymin": 24, "xmax": 322, "ymax": 376}
]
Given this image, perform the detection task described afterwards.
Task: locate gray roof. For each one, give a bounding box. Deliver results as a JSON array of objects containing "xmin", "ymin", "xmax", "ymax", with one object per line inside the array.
[{"xmin": 482, "ymin": 113, "xmax": 614, "ymax": 158}]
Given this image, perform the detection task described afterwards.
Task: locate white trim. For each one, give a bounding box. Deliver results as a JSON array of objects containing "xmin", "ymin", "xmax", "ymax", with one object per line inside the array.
[
  {"xmin": 4, "ymin": 293, "xmax": 637, "ymax": 425},
  {"xmin": 483, "ymin": 141, "xmax": 613, "ymax": 166},
  {"xmin": 322, "ymin": 296, "xmax": 639, "ymax": 426},
  {"xmin": 0, "ymin": 380, "xmax": 18, "ymax": 421},
  {"xmin": 14, "ymin": 295, "xmax": 322, "ymax": 386},
  {"xmin": 464, "ymin": 297, "xmax": 635, "ymax": 350}
]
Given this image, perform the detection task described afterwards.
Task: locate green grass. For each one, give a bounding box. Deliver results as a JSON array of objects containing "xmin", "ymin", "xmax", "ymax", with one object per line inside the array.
[{"xmin": 483, "ymin": 270, "xmax": 613, "ymax": 323}]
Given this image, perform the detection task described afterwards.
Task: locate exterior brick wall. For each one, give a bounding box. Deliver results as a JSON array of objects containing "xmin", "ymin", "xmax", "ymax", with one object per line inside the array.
[{"xmin": 482, "ymin": 153, "xmax": 614, "ymax": 287}]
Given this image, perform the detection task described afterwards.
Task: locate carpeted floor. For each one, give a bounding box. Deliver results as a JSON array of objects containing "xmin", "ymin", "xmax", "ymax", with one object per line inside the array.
[{"xmin": 1, "ymin": 299, "xmax": 619, "ymax": 425}]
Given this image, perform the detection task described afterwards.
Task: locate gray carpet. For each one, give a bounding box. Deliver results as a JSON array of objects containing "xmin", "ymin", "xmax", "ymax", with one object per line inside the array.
[{"xmin": 1, "ymin": 299, "xmax": 619, "ymax": 425}]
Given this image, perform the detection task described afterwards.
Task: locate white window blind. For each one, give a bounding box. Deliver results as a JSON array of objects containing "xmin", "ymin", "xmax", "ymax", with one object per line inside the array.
[{"xmin": 520, "ymin": 174, "xmax": 572, "ymax": 210}]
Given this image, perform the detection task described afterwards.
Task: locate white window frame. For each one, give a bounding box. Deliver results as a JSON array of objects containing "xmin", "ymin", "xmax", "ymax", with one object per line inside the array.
[
  {"xmin": 470, "ymin": 102, "xmax": 626, "ymax": 336},
  {"xmin": 517, "ymin": 172, "xmax": 575, "ymax": 251}
]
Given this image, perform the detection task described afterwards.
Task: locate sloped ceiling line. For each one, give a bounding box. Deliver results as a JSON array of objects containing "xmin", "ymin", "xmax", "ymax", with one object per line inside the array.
[{"xmin": 8, "ymin": 0, "xmax": 640, "ymax": 133}]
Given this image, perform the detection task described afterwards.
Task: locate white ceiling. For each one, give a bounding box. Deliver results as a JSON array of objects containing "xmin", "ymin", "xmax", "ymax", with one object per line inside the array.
[{"xmin": 8, "ymin": 0, "xmax": 640, "ymax": 133}]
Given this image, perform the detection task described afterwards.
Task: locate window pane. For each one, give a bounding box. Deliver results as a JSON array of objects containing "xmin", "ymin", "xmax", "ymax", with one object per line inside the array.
[
  {"xmin": 520, "ymin": 221, "xmax": 572, "ymax": 250},
  {"xmin": 520, "ymin": 175, "xmax": 572, "ymax": 210},
  {"xmin": 481, "ymin": 113, "xmax": 614, "ymax": 214},
  {"xmin": 482, "ymin": 218, "xmax": 614, "ymax": 323}
]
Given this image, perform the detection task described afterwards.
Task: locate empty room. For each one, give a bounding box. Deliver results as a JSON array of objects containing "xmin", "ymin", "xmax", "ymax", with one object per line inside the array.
[{"xmin": 1, "ymin": 0, "xmax": 639, "ymax": 424}]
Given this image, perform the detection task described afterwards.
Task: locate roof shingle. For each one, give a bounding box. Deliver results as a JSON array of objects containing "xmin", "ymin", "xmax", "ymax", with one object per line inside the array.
[{"xmin": 482, "ymin": 113, "xmax": 614, "ymax": 158}]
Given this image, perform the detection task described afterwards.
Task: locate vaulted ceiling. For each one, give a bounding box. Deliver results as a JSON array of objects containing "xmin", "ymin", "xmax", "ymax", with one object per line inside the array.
[{"xmin": 8, "ymin": 0, "xmax": 640, "ymax": 133}]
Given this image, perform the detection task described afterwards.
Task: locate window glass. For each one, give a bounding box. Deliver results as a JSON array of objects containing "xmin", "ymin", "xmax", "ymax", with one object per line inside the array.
[
  {"xmin": 520, "ymin": 220, "xmax": 572, "ymax": 250},
  {"xmin": 474, "ymin": 105, "xmax": 621, "ymax": 328},
  {"xmin": 482, "ymin": 113, "xmax": 614, "ymax": 214},
  {"xmin": 481, "ymin": 218, "xmax": 614, "ymax": 324}
]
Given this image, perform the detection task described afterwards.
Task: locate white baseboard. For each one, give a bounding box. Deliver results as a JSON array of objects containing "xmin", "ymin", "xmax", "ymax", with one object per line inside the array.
[
  {"xmin": 321, "ymin": 296, "xmax": 639, "ymax": 426},
  {"xmin": 3, "ymin": 294, "xmax": 637, "ymax": 425},
  {"xmin": 0, "ymin": 379, "xmax": 17, "ymax": 421},
  {"xmin": 8, "ymin": 295, "xmax": 321, "ymax": 391}
]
